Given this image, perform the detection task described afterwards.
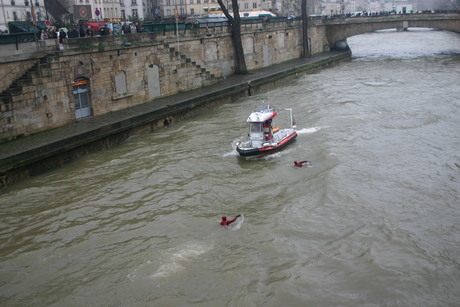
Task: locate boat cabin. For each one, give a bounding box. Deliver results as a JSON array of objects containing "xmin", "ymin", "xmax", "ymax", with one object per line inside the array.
[{"xmin": 247, "ymin": 110, "xmax": 277, "ymax": 147}]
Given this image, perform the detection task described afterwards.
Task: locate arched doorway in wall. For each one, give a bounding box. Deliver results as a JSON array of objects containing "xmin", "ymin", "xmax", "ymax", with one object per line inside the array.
[{"xmin": 72, "ymin": 77, "xmax": 92, "ymax": 119}]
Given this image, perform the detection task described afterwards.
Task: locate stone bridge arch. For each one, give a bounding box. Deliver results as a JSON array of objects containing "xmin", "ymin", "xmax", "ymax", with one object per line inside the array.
[{"xmin": 319, "ymin": 14, "xmax": 460, "ymax": 51}]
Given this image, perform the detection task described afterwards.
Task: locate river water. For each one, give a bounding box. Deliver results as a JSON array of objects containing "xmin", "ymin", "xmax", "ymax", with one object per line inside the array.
[{"xmin": 1, "ymin": 29, "xmax": 460, "ymax": 306}]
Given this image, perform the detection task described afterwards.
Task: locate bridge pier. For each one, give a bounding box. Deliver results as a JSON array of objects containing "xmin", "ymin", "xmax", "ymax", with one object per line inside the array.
[
  {"xmin": 396, "ymin": 21, "xmax": 409, "ymax": 31},
  {"xmin": 333, "ymin": 39, "xmax": 350, "ymax": 52}
]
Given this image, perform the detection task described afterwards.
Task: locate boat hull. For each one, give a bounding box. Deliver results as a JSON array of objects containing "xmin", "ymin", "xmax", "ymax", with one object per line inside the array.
[{"xmin": 237, "ymin": 131, "xmax": 297, "ymax": 156}]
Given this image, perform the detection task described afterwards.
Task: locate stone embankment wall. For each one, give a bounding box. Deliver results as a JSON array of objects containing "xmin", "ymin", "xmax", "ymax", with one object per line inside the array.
[{"xmin": 0, "ymin": 21, "xmax": 305, "ymax": 142}]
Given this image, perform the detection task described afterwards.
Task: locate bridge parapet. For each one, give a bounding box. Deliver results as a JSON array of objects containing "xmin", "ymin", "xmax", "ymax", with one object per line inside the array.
[
  {"xmin": 311, "ymin": 13, "xmax": 460, "ymax": 26},
  {"xmin": 0, "ymin": 19, "xmax": 297, "ymax": 64}
]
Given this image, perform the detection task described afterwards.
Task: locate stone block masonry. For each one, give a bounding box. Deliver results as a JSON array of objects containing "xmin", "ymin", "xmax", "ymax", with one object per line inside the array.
[{"xmin": 0, "ymin": 21, "xmax": 305, "ymax": 142}]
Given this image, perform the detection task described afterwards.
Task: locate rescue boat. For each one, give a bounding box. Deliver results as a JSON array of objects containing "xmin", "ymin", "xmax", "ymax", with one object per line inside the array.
[{"xmin": 236, "ymin": 106, "xmax": 297, "ymax": 156}]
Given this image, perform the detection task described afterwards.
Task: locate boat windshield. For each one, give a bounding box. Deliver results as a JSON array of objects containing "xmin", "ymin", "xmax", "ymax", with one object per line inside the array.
[{"xmin": 250, "ymin": 122, "xmax": 263, "ymax": 133}]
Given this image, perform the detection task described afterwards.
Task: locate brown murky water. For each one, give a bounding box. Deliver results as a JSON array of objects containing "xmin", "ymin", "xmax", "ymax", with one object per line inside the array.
[{"xmin": 1, "ymin": 29, "xmax": 460, "ymax": 306}]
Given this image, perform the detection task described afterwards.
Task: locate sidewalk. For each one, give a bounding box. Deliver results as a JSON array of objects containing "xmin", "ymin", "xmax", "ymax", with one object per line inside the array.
[{"xmin": 0, "ymin": 52, "xmax": 350, "ymax": 176}]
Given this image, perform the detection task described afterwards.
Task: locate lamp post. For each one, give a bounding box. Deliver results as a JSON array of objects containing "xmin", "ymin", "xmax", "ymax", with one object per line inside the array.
[
  {"xmin": 30, "ymin": 0, "xmax": 38, "ymax": 43},
  {"xmin": 175, "ymin": 1, "xmax": 179, "ymax": 52}
]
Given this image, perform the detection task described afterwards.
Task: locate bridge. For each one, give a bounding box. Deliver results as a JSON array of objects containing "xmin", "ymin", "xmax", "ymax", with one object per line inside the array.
[{"xmin": 308, "ymin": 13, "xmax": 460, "ymax": 52}]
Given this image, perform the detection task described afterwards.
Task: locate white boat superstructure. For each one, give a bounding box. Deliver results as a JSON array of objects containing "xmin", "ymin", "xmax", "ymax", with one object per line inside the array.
[{"xmin": 236, "ymin": 106, "xmax": 297, "ymax": 156}]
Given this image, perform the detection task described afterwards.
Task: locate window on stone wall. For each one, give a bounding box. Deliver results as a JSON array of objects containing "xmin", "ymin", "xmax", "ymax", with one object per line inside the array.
[
  {"xmin": 244, "ymin": 3, "xmax": 248, "ymax": 9},
  {"xmin": 190, "ymin": 8, "xmax": 194, "ymax": 15},
  {"xmin": 115, "ymin": 71, "xmax": 128, "ymax": 94},
  {"xmin": 253, "ymin": 3, "xmax": 257, "ymax": 9}
]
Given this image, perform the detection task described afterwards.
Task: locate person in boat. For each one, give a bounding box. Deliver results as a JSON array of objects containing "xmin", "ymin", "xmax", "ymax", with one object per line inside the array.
[
  {"xmin": 263, "ymin": 119, "xmax": 273, "ymax": 141},
  {"xmin": 220, "ymin": 214, "xmax": 241, "ymax": 226},
  {"xmin": 294, "ymin": 161, "xmax": 312, "ymax": 167}
]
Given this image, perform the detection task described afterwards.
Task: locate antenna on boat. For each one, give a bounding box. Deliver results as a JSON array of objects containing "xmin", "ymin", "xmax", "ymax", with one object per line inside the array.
[
  {"xmin": 267, "ymin": 88, "xmax": 271, "ymax": 107},
  {"xmin": 285, "ymin": 108, "xmax": 296, "ymax": 129}
]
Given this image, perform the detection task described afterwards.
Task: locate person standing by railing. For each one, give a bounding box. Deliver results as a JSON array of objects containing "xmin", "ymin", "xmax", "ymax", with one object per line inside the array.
[
  {"xmin": 86, "ymin": 27, "xmax": 94, "ymax": 37},
  {"xmin": 59, "ymin": 29, "xmax": 66, "ymax": 44},
  {"xmin": 79, "ymin": 24, "xmax": 86, "ymax": 37},
  {"xmin": 122, "ymin": 23, "xmax": 130, "ymax": 35},
  {"xmin": 40, "ymin": 29, "xmax": 48, "ymax": 40}
]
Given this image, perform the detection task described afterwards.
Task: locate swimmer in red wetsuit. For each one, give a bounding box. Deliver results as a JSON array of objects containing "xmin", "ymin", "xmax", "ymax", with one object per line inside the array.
[
  {"xmin": 220, "ymin": 214, "xmax": 241, "ymax": 226},
  {"xmin": 294, "ymin": 161, "xmax": 312, "ymax": 167}
]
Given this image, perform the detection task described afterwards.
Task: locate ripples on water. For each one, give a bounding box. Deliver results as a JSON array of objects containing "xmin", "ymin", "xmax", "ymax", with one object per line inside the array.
[{"xmin": 1, "ymin": 29, "xmax": 460, "ymax": 306}]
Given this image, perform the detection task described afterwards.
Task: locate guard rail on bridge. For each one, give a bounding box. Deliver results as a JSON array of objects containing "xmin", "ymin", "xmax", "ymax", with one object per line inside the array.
[
  {"xmin": 0, "ymin": 12, "xmax": 458, "ymax": 63},
  {"xmin": 309, "ymin": 12, "xmax": 460, "ymax": 27},
  {"xmin": 0, "ymin": 17, "xmax": 295, "ymax": 63}
]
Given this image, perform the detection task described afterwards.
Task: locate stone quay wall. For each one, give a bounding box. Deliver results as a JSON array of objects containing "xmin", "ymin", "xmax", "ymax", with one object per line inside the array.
[
  {"xmin": 0, "ymin": 20, "xmax": 307, "ymax": 143},
  {"xmin": 0, "ymin": 52, "xmax": 351, "ymax": 188}
]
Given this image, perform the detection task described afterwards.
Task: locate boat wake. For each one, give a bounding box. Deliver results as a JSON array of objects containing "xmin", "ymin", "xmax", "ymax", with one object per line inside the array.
[
  {"xmin": 224, "ymin": 138, "xmax": 244, "ymax": 157},
  {"xmin": 223, "ymin": 150, "xmax": 239, "ymax": 157},
  {"xmin": 231, "ymin": 215, "xmax": 244, "ymax": 231},
  {"xmin": 149, "ymin": 241, "xmax": 213, "ymax": 279},
  {"xmin": 297, "ymin": 127, "xmax": 322, "ymax": 134},
  {"xmin": 241, "ymin": 146, "xmax": 296, "ymax": 160}
]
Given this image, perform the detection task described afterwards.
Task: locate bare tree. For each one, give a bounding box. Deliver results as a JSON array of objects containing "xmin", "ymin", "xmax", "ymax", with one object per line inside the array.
[
  {"xmin": 301, "ymin": 0, "xmax": 310, "ymax": 57},
  {"xmin": 216, "ymin": 0, "xmax": 248, "ymax": 75}
]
